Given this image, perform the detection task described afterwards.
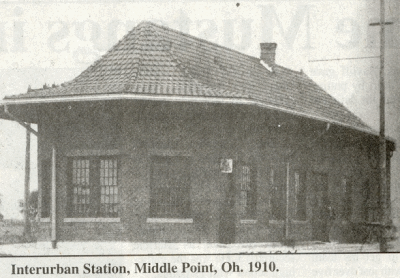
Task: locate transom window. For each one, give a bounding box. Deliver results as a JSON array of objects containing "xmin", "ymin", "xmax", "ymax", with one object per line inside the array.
[
  {"xmin": 68, "ymin": 156, "xmax": 119, "ymax": 218},
  {"xmin": 239, "ymin": 165, "xmax": 256, "ymax": 219},
  {"xmin": 150, "ymin": 156, "xmax": 191, "ymax": 218}
]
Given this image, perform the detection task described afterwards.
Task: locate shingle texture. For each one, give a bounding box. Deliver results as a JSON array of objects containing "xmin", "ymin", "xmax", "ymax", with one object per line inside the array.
[{"xmin": 5, "ymin": 21, "xmax": 372, "ymax": 133}]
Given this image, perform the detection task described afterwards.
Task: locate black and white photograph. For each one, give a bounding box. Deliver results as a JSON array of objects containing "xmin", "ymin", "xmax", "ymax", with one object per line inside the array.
[{"xmin": 0, "ymin": 0, "xmax": 399, "ymax": 276}]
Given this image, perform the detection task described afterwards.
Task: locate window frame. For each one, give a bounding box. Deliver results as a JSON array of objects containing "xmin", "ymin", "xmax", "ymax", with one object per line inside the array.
[
  {"xmin": 269, "ymin": 164, "xmax": 286, "ymax": 222},
  {"xmin": 66, "ymin": 155, "xmax": 120, "ymax": 220},
  {"xmin": 149, "ymin": 155, "xmax": 192, "ymax": 220},
  {"xmin": 363, "ymin": 178, "xmax": 380, "ymax": 223},
  {"xmin": 342, "ymin": 177, "xmax": 353, "ymax": 221},
  {"xmin": 294, "ymin": 170, "xmax": 307, "ymax": 221},
  {"xmin": 238, "ymin": 163, "xmax": 257, "ymax": 220}
]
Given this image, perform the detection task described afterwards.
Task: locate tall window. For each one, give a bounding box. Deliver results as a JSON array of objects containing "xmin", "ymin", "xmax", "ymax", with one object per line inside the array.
[
  {"xmin": 270, "ymin": 167, "xmax": 286, "ymax": 220},
  {"xmin": 100, "ymin": 159, "xmax": 119, "ymax": 217},
  {"xmin": 68, "ymin": 156, "xmax": 119, "ymax": 218},
  {"xmin": 342, "ymin": 177, "xmax": 352, "ymax": 220},
  {"xmin": 239, "ymin": 165, "xmax": 257, "ymax": 219},
  {"xmin": 294, "ymin": 171, "xmax": 307, "ymax": 221},
  {"xmin": 150, "ymin": 156, "xmax": 191, "ymax": 218},
  {"xmin": 363, "ymin": 179, "xmax": 379, "ymax": 223},
  {"xmin": 41, "ymin": 159, "xmax": 51, "ymax": 218}
]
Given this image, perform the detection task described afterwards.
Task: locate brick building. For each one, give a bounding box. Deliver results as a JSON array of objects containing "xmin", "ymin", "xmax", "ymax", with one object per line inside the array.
[{"xmin": 0, "ymin": 22, "xmax": 395, "ymax": 244}]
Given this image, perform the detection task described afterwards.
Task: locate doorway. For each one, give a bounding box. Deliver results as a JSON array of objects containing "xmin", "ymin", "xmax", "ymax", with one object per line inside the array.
[
  {"xmin": 310, "ymin": 172, "xmax": 329, "ymax": 242},
  {"xmin": 218, "ymin": 173, "xmax": 236, "ymax": 244}
]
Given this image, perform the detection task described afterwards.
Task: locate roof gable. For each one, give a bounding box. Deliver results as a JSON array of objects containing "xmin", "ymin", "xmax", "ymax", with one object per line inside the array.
[{"xmin": 3, "ymin": 21, "xmax": 373, "ymax": 133}]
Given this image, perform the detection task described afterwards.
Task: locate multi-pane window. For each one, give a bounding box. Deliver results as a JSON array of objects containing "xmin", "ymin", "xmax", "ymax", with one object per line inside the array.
[
  {"xmin": 150, "ymin": 156, "xmax": 191, "ymax": 218},
  {"xmin": 294, "ymin": 171, "xmax": 307, "ymax": 221},
  {"xmin": 270, "ymin": 167, "xmax": 286, "ymax": 220},
  {"xmin": 68, "ymin": 156, "xmax": 119, "ymax": 218},
  {"xmin": 72, "ymin": 159, "xmax": 90, "ymax": 216},
  {"xmin": 239, "ymin": 165, "xmax": 256, "ymax": 219},
  {"xmin": 100, "ymin": 159, "xmax": 118, "ymax": 217}
]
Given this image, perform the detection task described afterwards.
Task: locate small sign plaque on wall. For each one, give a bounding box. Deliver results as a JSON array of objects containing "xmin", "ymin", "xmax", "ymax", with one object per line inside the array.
[{"xmin": 220, "ymin": 159, "xmax": 233, "ymax": 173}]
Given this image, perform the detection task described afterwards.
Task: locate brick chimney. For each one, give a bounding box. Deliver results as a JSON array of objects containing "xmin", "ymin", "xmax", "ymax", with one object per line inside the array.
[{"xmin": 260, "ymin": 43, "xmax": 277, "ymax": 67}]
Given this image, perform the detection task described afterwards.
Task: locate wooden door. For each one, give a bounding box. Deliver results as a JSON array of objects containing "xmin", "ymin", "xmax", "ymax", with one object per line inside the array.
[
  {"xmin": 310, "ymin": 172, "xmax": 329, "ymax": 242},
  {"xmin": 218, "ymin": 173, "xmax": 236, "ymax": 244}
]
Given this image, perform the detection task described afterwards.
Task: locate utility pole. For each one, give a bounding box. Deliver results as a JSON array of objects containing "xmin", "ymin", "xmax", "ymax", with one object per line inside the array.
[
  {"xmin": 369, "ymin": 0, "xmax": 392, "ymax": 253},
  {"xmin": 309, "ymin": 0, "xmax": 392, "ymax": 252},
  {"xmin": 378, "ymin": 0, "xmax": 388, "ymax": 253}
]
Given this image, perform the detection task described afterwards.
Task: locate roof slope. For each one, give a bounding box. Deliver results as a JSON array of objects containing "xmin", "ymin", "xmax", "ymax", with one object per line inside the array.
[{"xmin": 4, "ymin": 21, "xmax": 373, "ymax": 133}]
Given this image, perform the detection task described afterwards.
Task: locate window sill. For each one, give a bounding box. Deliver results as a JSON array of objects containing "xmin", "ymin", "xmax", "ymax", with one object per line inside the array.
[
  {"xmin": 64, "ymin": 218, "xmax": 121, "ymax": 223},
  {"xmin": 146, "ymin": 218, "xmax": 193, "ymax": 224},
  {"xmin": 269, "ymin": 220, "xmax": 285, "ymax": 224},
  {"xmin": 39, "ymin": 218, "xmax": 50, "ymax": 223},
  {"xmin": 292, "ymin": 220, "xmax": 308, "ymax": 224},
  {"xmin": 240, "ymin": 219, "xmax": 257, "ymax": 224}
]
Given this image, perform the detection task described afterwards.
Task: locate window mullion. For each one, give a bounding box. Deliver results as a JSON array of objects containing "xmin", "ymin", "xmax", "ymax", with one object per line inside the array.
[
  {"xmin": 68, "ymin": 156, "xmax": 119, "ymax": 219},
  {"xmin": 90, "ymin": 158, "xmax": 100, "ymax": 217},
  {"xmin": 66, "ymin": 159, "xmax": 73, "ymax": 217}
]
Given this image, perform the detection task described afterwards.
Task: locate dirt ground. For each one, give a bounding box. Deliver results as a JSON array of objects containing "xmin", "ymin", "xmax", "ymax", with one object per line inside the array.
[
  {"xmin": 0, "ymin": 220, "xmax": 25, "ymax": 245},
  {"xmin": 0, "ymin": 219, "xmax": 399, "ymax": 255}
]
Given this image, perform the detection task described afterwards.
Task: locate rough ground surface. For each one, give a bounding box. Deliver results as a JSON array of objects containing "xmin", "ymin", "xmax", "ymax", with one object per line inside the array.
[
  {"xmin": 0, "ymin": 221, "xmax": 25, "ymax": 246},
  {"xmin": 0, "ymin": 241, "xmax": 382, "ymax": 256},
  {"xmin": 1, "ymin": 220, "xmax": 397, "ymax": 255}
]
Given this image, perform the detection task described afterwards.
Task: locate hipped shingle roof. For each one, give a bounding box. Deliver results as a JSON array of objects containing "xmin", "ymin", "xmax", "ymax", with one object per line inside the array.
[{"xmin": 4, "ymin": 21, "xmax": 373, "ymax": 133}]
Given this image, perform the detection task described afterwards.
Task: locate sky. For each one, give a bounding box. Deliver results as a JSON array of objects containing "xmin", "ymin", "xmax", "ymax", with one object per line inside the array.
[{"xmin": 0, "ymin": 0, "xmax": 399, "ymax": 220}]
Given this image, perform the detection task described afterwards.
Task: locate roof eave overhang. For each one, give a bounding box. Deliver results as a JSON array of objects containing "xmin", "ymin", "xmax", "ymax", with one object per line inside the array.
[{"xmin": 0, "ymin": 93, "xmax": 394, "ymax": 146}]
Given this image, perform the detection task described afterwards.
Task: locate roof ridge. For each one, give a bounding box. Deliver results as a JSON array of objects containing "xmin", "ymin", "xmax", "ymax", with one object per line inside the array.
[
  {"xmin": 145, "ymin": 22, "xmax": 216, "ymax": 94},
  {"xmin": 142, "ymin": 21, "xmax": 306, "ymax": 75},
  {"xmin": 125, "ymin": 24, "xmax": 150, "ymax": 86},
  {"xmin": 274, "ymin": 64, "xmax": 303, "ymax": 75},
  {"xmin": 69, "ymin": 23, "xmax": 145, "ymax": 86},
  {"xmin": 142, "ymin": 21, "xmax": 260, "ymax": 61}
]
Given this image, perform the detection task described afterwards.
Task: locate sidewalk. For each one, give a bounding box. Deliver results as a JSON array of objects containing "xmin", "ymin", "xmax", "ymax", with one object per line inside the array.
[{"xmin": 0, "ymin": 241, "xmax": 381, "ymax": 256}]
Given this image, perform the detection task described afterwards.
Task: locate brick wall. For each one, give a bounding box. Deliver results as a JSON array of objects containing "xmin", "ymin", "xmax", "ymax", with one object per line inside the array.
[{"xmin": 35, "ymin": 101, "xmax": 384, "ymax": 243}]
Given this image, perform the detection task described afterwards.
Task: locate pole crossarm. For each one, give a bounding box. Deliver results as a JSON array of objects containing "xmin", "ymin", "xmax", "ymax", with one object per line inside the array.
[{"xmin": 369, "ymin": 22, "xmax": 393, "ymax": 26}]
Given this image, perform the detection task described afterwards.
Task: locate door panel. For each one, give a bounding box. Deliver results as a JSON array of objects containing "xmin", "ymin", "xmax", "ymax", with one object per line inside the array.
[
  {"xmin": 218, "ymin": 173, "xmax": 236, "ymax": 244},
  {"xmin": 310, "ymin": 173, "xmax": 329, "ymax": 242}
]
